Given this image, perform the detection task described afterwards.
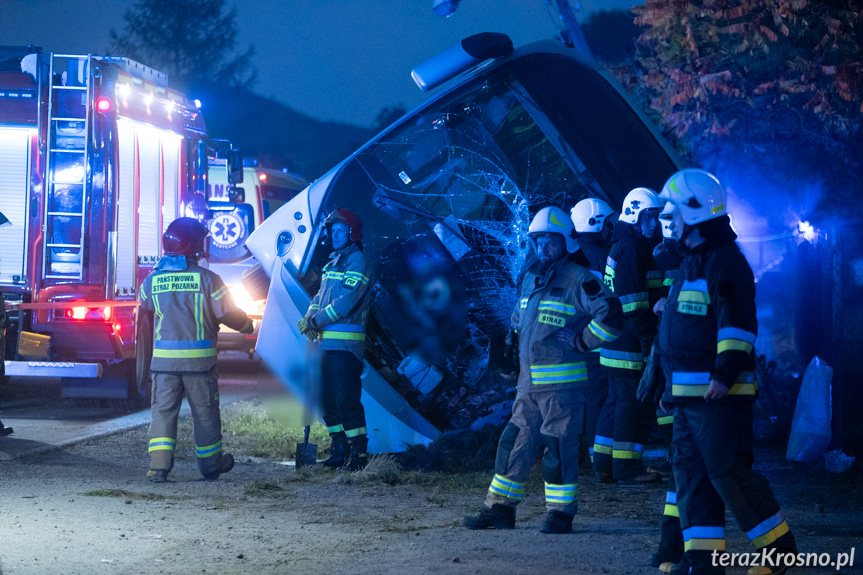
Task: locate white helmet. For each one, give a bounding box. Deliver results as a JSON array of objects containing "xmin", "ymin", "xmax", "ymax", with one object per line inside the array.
[
  {"xmin": 570, "ymin": 198, "xmax": 614, "ymax": 233},
  {"xmin": 659, "ymin": 202, "xmax": 675, "ymax": 239},
  {"xmin": 528, "ymin": 206, "xmax": 579, "ymax": 253},
  {"xmin": 619, "ymin": 187, "xmax": 664, "ymax": 225},
  {"xmin": 661, "ymin": 169, "xmax": 726, "ymax": 225}
]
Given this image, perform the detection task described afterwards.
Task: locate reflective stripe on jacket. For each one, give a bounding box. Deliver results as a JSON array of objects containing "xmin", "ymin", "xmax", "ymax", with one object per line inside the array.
[
  {"xmin": 139, "ymin": 260, "xmax": 243, "ymax": 372},
  {"xmin": 510, "ymin": 254, "xmax": 622, "ymax": 394},
  {"xmin": 600, "ymin": 223, "xmax": 663, "ymax": 376},
  {"xmin": 306, "ymin": 243, "xmax": 374, "ymax": 361},
  {"xmin": 658, "ymin": 238, "xmax": 758, "ymax": 401}
]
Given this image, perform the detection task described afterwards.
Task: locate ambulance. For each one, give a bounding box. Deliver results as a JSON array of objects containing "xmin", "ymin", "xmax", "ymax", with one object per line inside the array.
[{"xmin": 206, "ymin": 159, "xmax": 305, "ymax": 354}]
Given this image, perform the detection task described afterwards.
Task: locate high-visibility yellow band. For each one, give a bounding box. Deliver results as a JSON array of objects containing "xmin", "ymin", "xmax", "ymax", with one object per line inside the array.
[
  {"xmin": 321, "ymin": 331, "xmax": 365, "ymax": 341},
  {"xmin": 345, "ymin": 426, "xmax": 367, "ymax": 438},
  {"xmin": 490, "ymin": 474, "xmax": 525, "ymax": 500},
  {"xmin": 751, "ymin": 520, "xmax": 789, "ymax": 549},
  {"xmin": 685, "ymin": 539, "xmax": 726, "ymax": 551},
  {"xmin": 600, "ymin": 357, "xmax": 643, "ymax": 371},
  {"xmin": 153, "ymin": 348, "xmax": 217, "ymax": 358},
  {"xmin": 717, "ymin": 339, "xmax": 754, "ymax": 354}
]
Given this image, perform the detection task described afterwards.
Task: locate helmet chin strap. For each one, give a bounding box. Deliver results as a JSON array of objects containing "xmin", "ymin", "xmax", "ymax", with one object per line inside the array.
[{"xmin": 679, "ymin": 223, "xmax": 694, "ymax": 243}]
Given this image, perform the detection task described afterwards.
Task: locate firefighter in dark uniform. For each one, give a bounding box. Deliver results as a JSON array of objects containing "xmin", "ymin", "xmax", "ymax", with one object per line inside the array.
[
  {"xmin": 298, "ymin": 208, "xmax": 375, "ymax": 471},
  {"xmin": 596, "ymin": 187, "xmax": 665, "ymax": 483},
  {"xmin": 139, "ymin": 218, "xmax": 254, "ymax": 483},
  {"xmin": 642, "ymin": 201, "xmax": 686, "ymax": 571},
  {"xmin": 570, "ymin": 198, "xmax": 616, "ymax": 469},
  {"xmin": 646, "ymin": 169, "xmax": 797, "ymax": 575},
  {"xmin": 0, "ymin": 290, "xmax": 12, "ymax": 436},
  {"xmin": 464, "ymin": 207, "xmax": 623, "ymax": 534}
]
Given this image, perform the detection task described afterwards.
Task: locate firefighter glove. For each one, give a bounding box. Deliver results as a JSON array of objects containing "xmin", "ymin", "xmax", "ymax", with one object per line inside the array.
[
  {"xmin": 239, "ymin": 319, "xmax": 255, "ymax": 335},
  {"xmin": 636, "ymin": 343, "xmax": 664, "ymax": 406},
  {"xmin": 503, "ymin": 328, "xmax": 519, "ymax": 372}
]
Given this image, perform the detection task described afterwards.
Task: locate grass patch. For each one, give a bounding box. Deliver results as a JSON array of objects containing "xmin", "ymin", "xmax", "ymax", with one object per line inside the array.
[
  {"xmin": 242, "ymin": 480, "xmax": 293, "ymax": 499},
  {"xmin": 81, "ymin": 489, "xmax": 167, "ymax": 501},
  {"xmin": 221, "ymin": 399, "xmax": 329, "ymax": 460}
]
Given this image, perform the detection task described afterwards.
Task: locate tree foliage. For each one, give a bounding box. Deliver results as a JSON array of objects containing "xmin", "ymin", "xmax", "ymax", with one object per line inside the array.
[
  {"xmin": 618, "ymin": 0, "xmax": 863, "ymax": 213},
  {"xmin": 109, "ymin": 0, "xmax": 256, "ymax": 91}
]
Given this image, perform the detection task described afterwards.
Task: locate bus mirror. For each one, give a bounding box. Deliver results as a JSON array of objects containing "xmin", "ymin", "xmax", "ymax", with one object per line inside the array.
[
  {"xmin": 227, "ymin": 149, "xmax": 244, "ymax": 185},
  {"xmin": 228, "ymin": 186, "xmax": 245, "ymax": 204}
]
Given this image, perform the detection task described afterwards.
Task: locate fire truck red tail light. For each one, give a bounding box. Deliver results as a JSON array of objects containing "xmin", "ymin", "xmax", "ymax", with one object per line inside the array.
[
  {"xmin": 66, "ymin": 306, "xmax": 112, "ymax": 321},
  {"xmin": 95, "ymin": 96, "xmax": 113, "ymax": 114}
]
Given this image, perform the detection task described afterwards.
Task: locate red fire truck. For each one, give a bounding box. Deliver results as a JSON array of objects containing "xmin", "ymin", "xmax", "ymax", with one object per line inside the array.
[{"xmin": 0, "ymin": 46, "xmax": 215, "ymax": 408}]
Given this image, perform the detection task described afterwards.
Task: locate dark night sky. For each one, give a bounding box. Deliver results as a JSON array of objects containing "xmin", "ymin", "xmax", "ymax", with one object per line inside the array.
[{"xmin": 5, "ymin": 0, "xmax": 639, "ymax": 127}]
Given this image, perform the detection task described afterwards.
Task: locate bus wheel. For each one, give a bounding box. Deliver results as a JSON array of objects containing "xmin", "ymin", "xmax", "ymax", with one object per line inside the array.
[{"xmin": 129, "ymin": 316, "xmax": 153, "ymax": 410}]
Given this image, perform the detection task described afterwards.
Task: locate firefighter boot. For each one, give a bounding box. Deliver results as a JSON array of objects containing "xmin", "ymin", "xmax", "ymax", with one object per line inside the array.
[
  {"xmin": 463, "ymin": 504, "xmax": 516, "ymax": 530},
  {"xmin": 321, "ymin": 432, "xmax": 348, "ymax": 468},
  {"xmin": 147, "ymin": 470, "xmax": 169, "ymax": 483},
  {"xmin": 342, "ymin": 437, "xmax": 368, "ymax": 472},
  {"xmin": 669, "ymin": 551, "xmax": 723, "ymax": 575},
  {"xmin": 202, "ymin": 453, "xmax": 235, "ymax": 481},
  {"xmin": 540, "ymin": 510, "xmax": 574, "ymax": 534}
]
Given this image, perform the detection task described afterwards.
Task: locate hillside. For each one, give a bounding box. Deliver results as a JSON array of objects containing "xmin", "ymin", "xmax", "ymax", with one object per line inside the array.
[{"xmin": 198, "ymin": 86, "xmax": 376, "ymax": 180}]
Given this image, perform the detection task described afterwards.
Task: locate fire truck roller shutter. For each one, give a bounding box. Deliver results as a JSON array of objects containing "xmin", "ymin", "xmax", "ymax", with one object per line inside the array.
[{"xmin": 0, "ymin": 128, "xmax": 31, "ymax": 284}]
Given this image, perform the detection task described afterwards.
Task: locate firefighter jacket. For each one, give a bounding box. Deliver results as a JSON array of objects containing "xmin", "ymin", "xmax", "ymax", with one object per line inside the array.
[
  {"xmin": 653, "ymin": 238, "xmax": 682, "ymax": 295},
  {"xmin": 576, "ymin": 232, "xmax": 611, "ymax": 281},
  {"xmin": 600, "ymin": 223, "xmax": 663, "ymax": 377},
  {"xmin": 139, "ymin": 257, "xmax": 252, "ymax": 373},
  {"xmin": 306, "ymin": 243, "xmax": 374, "ymax": 362},
  {"xmin": 507, "ymin": 254, "xmax": 623, "ymax": 395},
  {"xmin": 657, "ymin": 220, "xmax": 758, "ymax": 402}
]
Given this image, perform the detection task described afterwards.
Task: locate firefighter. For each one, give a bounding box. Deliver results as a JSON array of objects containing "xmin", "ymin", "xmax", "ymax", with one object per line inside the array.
[
  {"xmin": 570, "ymin": 198, "xmax": 616, "ymax": 468},
  {"xmin": 596, "ymin": 187, "xmax": 665, "ymax": 484},
  {"xmin": 298, "ymin": 208, "xmax": 374, "ymax": 471},
  {"xmin": 647, "ymin": 169, "xmax": 797, "ymax": 575},
  {"xmin": 642, "ymin": 201, "xmax": 685, "ymax": 571},
  {"xmin": 139, "ymin": 217, "xmax": 254, "ymax": 483},
  {"xmin": 464, "ymin": 207, "xmax": 623, "ymax": 534},
  {"xmin": 0, "ymin": 290, "xmax": 12, "ymax": 436}
]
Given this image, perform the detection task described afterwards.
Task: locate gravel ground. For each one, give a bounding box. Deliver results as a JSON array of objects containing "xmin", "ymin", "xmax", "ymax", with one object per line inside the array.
[{"xmin": 1, "ymin": 402, "xmax": 861, "ymax": 575}]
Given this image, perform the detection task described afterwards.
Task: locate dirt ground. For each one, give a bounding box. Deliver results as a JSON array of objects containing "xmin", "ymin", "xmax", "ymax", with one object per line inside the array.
[{"xmin": 1, "ymin": 401, "xmax": 861, "ymax": 575}]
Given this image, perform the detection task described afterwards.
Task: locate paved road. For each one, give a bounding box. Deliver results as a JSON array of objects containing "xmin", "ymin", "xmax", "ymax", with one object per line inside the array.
[{"xmin": 0, "ymin": 353, "xmax": 265, "ymax": 460}]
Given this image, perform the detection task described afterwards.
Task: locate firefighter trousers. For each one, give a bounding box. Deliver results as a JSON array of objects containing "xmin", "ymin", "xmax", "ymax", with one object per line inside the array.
[
  {"xmin": 658, "ymin": 436, "xmax": 684, "ymax": 560},
  {"xmin": 148, "ymin": 370, "xmax": 229, "ymax": 477},
  {"xmin": 593, "ymin": 374, "xmax": 653, "ymax": 479},
  {"xmin": 483, "ymin": 389, "xmax": 584, "ymax": 517},
  {"xmin": 672, "ymin": 401, "xmax": 796, "ymax": 557},
  {"xmin": 584, "ymin": 353, "xmax": 608, "ymax": 468},
  {"xmin": 321, "ymin": 350, "xmax": 367, "ymax": 442}
]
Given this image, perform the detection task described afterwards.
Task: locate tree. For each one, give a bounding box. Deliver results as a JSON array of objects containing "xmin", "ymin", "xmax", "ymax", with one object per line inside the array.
[
  {"xmin": 618, "ymin": 0, "xmax": 863, "ymax": 214},
  {"xmin": 109, "ymin": 0, "xmax": 256, "ymax": 91}
]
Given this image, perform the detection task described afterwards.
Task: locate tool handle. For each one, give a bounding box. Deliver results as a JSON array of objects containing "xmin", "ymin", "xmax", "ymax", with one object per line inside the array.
[{"xmin": 303, "ymin": 425, "xmax": 311, "ymax": 444}]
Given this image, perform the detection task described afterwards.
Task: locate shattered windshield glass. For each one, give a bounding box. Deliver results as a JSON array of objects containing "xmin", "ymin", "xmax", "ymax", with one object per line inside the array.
[{"xmin": 301, "ymin": 55, "xmax": 675, "ymax": 431}]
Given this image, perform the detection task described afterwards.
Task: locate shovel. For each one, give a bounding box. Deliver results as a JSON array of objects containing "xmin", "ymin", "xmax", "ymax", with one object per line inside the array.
[{"xmin": 295, "ymin": 420, "xmax": 317, "ymax": 468}]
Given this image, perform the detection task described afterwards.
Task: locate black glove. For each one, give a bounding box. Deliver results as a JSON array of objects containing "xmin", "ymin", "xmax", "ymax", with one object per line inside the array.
[
  {"xmin": 637, "ymin": 343, "xmax": 664, "ymax": 406},
  {"xmin": 239, "ymin": 319, "xmax": 255, "ymax": 335},
  {"xmin": 503, "ymin": 328, "xmax": 519, "ymax": 372}
]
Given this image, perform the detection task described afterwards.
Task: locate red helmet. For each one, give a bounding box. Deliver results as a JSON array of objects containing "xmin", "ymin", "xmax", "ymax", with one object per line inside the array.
[
  {"xmin": 323, "ymin": 208, "xmax": 362, "ymax": 242},
  {"xmin": 163, "ymin": 217, "xmax": 210, "ymax": 258}
]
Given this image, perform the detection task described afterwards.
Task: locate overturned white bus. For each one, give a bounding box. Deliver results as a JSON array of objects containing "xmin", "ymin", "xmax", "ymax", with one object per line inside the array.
[{"xmin": 245, "ymin": 33, "xmax": 682, "ymax": 453}]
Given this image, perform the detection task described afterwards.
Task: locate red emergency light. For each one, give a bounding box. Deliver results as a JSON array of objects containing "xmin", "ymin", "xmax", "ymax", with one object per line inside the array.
[
  {"xmin": 95, "ymin": 96, "xmax": 113, "ymax": 114},
  {"xmin": 66, "ymin": 306, "xmax": 112, "ymax": 321},
  {"xmin": 258, "ymin": 173, "xmax": 267, "ymax": 182}
]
